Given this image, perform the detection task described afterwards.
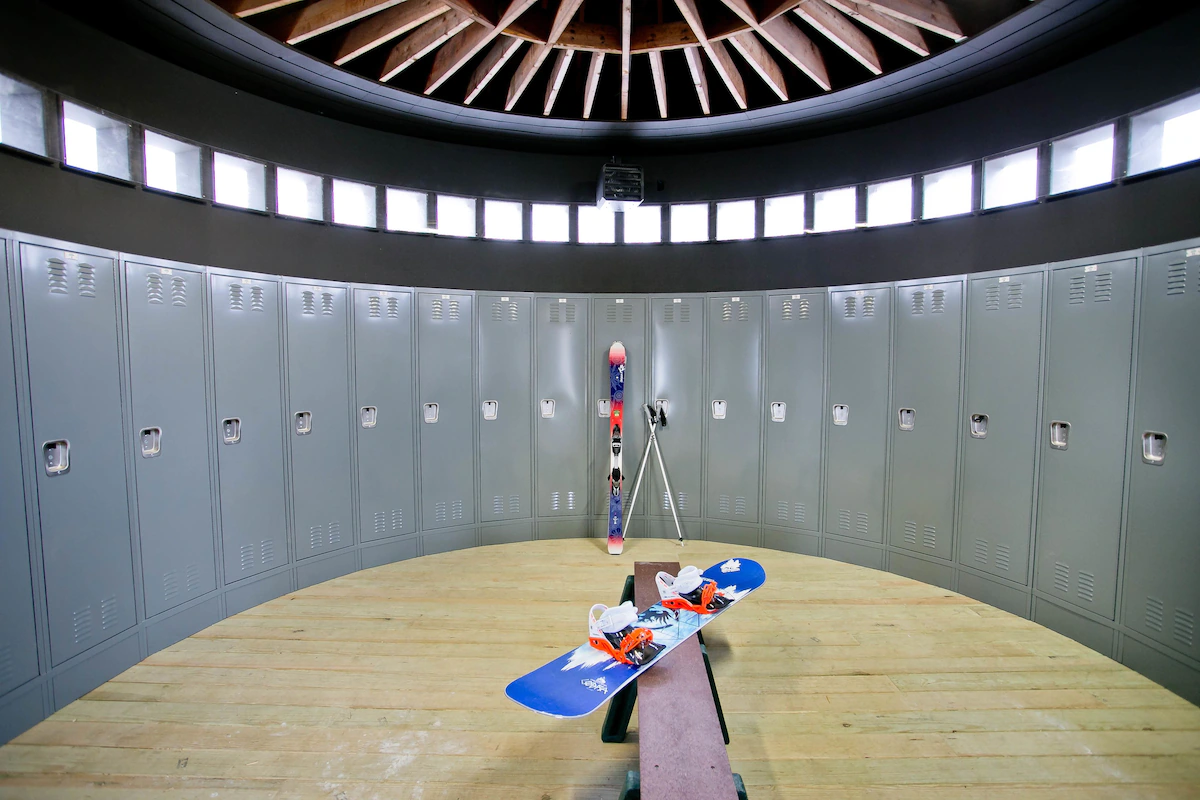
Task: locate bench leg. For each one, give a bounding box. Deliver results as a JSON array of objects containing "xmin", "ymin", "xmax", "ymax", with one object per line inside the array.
[
  {"xmin": 602, "ymin": 576, "xmax": 639, "ymax": 743},
  {"xmin": 699, "ymin": 642, "xmax": 730, "ymax": 745}
]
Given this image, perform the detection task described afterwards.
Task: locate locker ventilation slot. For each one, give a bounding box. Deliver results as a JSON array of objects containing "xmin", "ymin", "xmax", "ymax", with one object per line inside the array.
[
  {"xmin": 605, "ymin": 303, "xmax": 634, "ymax": 324},
  {"xmin": 985, "ymin": 285, "xmax": 1001, "ymax": 311},
  {"xmin": 721, "ymin": 302, "xmax": 733, "ymax": 321},
  {"xmin": 1093, "ymin": 273, "xmax": 1112, "ymax": 302},
  {"xmin": 451, "ymin": 501, "xmax": 464, "ymax": 521},
  {"xmin": 994, "ymin": 544, "xmax": 1011, "ymax": 571},
  {"xmin": 1166, "ymin": 263, "xmax": 1187, "ymax": 296},
  {"xmin": 493, "ymin": 300, "xmax": 520, "ymax": 322},
  {"xmin": 1068, "ymin": 275, "xmax": 1086, "ymax": 305},
  {"xmin": 432, "ymin": 299, "xmax": 443, "ymax": 320},
  {"xmin": 72, "ymin": 606, "xmax": 93, "ymax": 644},
  {"xmin": 566, "ymin": 492, "xmax": 576, "ymax": 512},
  {"xmin": 1077, "ymin": 570, "xmax": 1095, "ymax": 603},
  {"xmin": 302, "ymin": 291, "xmax": 316, "ymax": 315},
  {"xmin": 493, "ymin": 496, "xmax": 504, "ymax": 515},
  {"xmin": 856, "ymin": 512, "xmax": 869, "ymax": 535},
  {"xmin": 147, "ymin": 273, "xmax": 165, "ymax": 304},
  {"xmin": 677, "ymin": 492, "xmax": 688, "ymax": 511},
  {"xmin": 739, "ymin": 303, "xmax": 750, "ymax": 321},
  {"xmin": 903, "ymin": 521, "xmax": 917, "ymax": 545},
  {"xmin": 509, "ymin": 496, "xmax": 520, "ymax": 515},
  {"xmin": 0, "ymin": 644, "xmax": 13, "ymax": 687},
  {"xmin": 261, "ymin": 539, "xmax": 275, "ymax": 565},
  {"xmin": 328, "ymin": 521, "xmax": 342, "ymax": 545},
  {"xmin": 923, "ymin": 526, "xmax": 936, "ymax": 549},
  {"xmin": 549, "ymin": 303, "xmax": 576, "ymax": 324},
  {"xmin": 838, "ymin": 509, "xmax": 851, "ymax": 531},
  {"xmin": 1145, "ymin": 596, "xmax": 1165, "ymax": 632},
  {"xmin": 392, "ymin": 509, "xmax": 403, "ymax": 531},
  {"xmin": 931, "ymin": 290, "xmax": 946, "ymax": 313},
  {"xmin": 663, "ymin": 303, "xmax": 691, "ymax": 323},
  {"xmin": 1174, "ymin": 608, "xmax": 1195, "ymax": 648},
  {"xmin": 240, "ymin": 544, "xmax": 254, "ymax": 571},
  {"xmin": 250, "ymin": 286, "xmax": 265, "ymax": 312},
  {"xmin": 734, "ymin": 497, "xmax": 746, "ymax": 515},
  {"xmin": 171, "ymin": 276, "xmax": 187, "ymax": 307},
  {"xmin": 77, "ymin": 264, "xmax": 96, "ymax": 298},
  {"xmin": 387, "ymin": 298, "xmax": 400, "ymax": 319},
  {"xmin": 862, "ymin": 296, "xmax": 875, "ymax": 317},
  {"xmin": 48, "ymin": 260, "xmax": 69, "ymax": 294},
  {"xmin": 1006, "ymin": 283, "xmax": 1022, "ymax": 310},
  {"xmin": 1053, "ymin": 562, "xmax": 1070, "ymax": 593},
  {"xmin": 369, "ymin": 296, "xmax": 382, "ymax": 318},
  {"xmin": 229, "ymin": 283, "xmax": 245, "ymax": 310},
  {"xmin": 310, "ymin": 525, "xmax": 326, "ymax": 550},
  {"xmin": 793, "ymin": 503, "xmax": 805, "ymax": 524},
  {"xmin": 163, "ymin": 570, "xmax": 180, "ymax": 603},
  {"xmin": 551, "ymin": 492, "xmax": 560, "ymax": 511},
  {"xmin": 844, "ymin": 297, "xmax": 856, "ymax": 318},
  {"xmin": 435, "ymin": 502, "xmax": 447, "ymax": 523},
  {"xmin": 778, "ymin": 502, "xmax": 790, "ymax": 522},
  {"xmin": 720, "ymin": 495, "xmax": 730, "ymax": 514},
  {"xmin": 784, "ymin": 298, "xmax": 810, "ymax": 320},
  {"xmin": 321, "ymin": 293, "xmax": 334, "ymax": 316},
  {"xmin": 974, "ymin": 539, "xmax": 989, "ymax": 565},
  {"xmin": 100, "ymin": 595, "xmax": 119, "ymax": 630},
  {"xmin": 911, "ymin": 291, "xmax": 925, "ymax": 315}
]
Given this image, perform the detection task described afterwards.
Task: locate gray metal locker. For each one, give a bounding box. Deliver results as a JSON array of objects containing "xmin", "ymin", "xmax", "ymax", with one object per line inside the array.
[
  {"xmin": 650, "ymin": 296, "xmax": 704, "ymax": 520},
  {"xmin": 536, "ymin": 296, "xmax": 589, "ymax": 517},
  {"xmin": 19, "ymin": 242, "xmax": 135, "ymax": 665},
  {"xmin": 417, "ymin": 291, "xmax": 475, "ymax": 530},
  {"xmin": 763, "ymin": 292, "xmax": 824, "ymax": 533},
  {"xmin": 825, "ymin": 286, "xmax": 891, "ymax": 543},
  {"xmin": 478, "ymin": 294, "xmax": 532, "ymax": 522},
  {"xmin": 0, "ymin": 242, "xmax": 39, "ymax": 694},
  {"xmin": 706, "ymin": 295, "xmax": 763, "ymax": 524},
  {"xmin": 209, "ymin": 272, "xmax": 289, "ymax": 583},
  {"xmin": 958, "ymin": 271, "xmax": 1044, "ymax": 583},
  {"xmin": 888, "ymin": 280, "xmax": 963, "ymax": 560},
  {"xmin": 125, "ymin": 260, "xmax": 216, "ymax": 617},
  {"xmin": 593, "ymin": 297, "xmax": 646, "ymax": 531},
  {"xmin": 1122, "ymin": 245, "xmax": 1200, "ymax": 661},
  {"xmin": 352, "ymin": 288, "xmax": 416, "ymax": 542},
  {"xmin": 1035, "ymin": 257, "xmax": 1136, "ymax": 620},
  {"xmin": 286, "ymin": 284, "xmax": 354, "ymax": 559}
]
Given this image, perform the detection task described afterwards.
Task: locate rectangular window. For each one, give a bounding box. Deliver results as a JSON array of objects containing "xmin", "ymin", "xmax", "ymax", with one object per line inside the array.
[
  {"xmin": 387, "ymin": 188, "xmax": 431, "ymax": 232},
  {"xmin": 531, "ymin": 203, "xmax": 569, "ymax": 243},
  {"xmin": 484, "ymin": 199, "xmax": 523, "ymax": 240},
  {"xmin": 1050, "ymin": 124, "xmax": 1114, "ymax": 195},
  {"xmin": 62, "ymin": 101, "xmax": 130, "ymax": 180},
  {"xmin": 866, "ymin": 177, "xmax": 912, "ymax": 227},
  {"xmin": 437, "ymin": 195, "xmax": 476, "ymax": 237},
  {"xmin": 763, "ymin": 194, "xmax": 804, "ymax": 237},
  {"xmin": 144, "ymin": 131, "xmax": 202, "ymax": 198},
  {"xmin": 716, "ymin": 200, "xmax": 755, "ymax": 241},
  {"xmin": 0, "ymin": 74, "xmax": 46, "ymax": 156},
  {"xmin": 578, "ymin": 205, "xmax": 615, "ymax": 244},
  {"xmin": 921, "ymin": 164, "xmax": 973, "ymax": 219},
  {"xmin": 213, "ymin": 152, "xmax": 266, "ymax": 211},
  {"xmin": 624, "ymin": 205, "xmax": 662, "ymax": 244},
  {"xmin": 670, "ymin": 203, "xmax": 709, "ymax": 243},
  {"xmin": 812, "ymin": 187, "xmax": 857, "ymax": 233},
  {"xmin": 333, "ymin": 179, "xmax": 376, "ymax": 227},
  {"xmin": 1128, "ymin": 92, "xmax": 1200, "ymax": 176},
  {"xmin": 983, "ymin": 148, "xmax": 1038, "ymax": 210},
  {"xmin": 277, "ymin": 168, "xmax": 324, "ymax": 220}
]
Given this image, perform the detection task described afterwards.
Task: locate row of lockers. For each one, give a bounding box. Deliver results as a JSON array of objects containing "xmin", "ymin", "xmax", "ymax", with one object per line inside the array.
[{"xmin": 1, "ymin": 229, "xmax": 1198, "ymax": 709}]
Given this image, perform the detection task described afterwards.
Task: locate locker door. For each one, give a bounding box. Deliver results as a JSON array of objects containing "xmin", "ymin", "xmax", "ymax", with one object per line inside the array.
[
  {"xmin": 1036, "ymin": 258, "xmax": 1135, "ymax": 619},
  {"xmin": 536, "ymin": 297, "xmax": 588, "ymax": 517},
  {"xmin": 959, "ymin": 272, "xmax": 1044, "ymax": 583},
  {"xmin": 650, "ymin": 297, "xmax": 703, "ymax": 520},
  {"xmin": 889, "ymin": 281, "xmax": 963, "ymax": 560},
  {"xmin": 210, "ymin": 273, "xmax": 289, "ymax": 582},
  {"xmin": 706, "ymin": 295, "xmax": 762, "ymax": 524},
  {"xmin": 353, "ymin": 288, "xmax": 416, "ymax": 541},
  {"xmin": 0, "ymin": 243, "xmax": 39, "ymax": 693},
  {"xmin": 593, "ymin": 297, "xmax": 646, "ymax": 528},
  {"xmin": 763, "ymin": 292, "xmax": 824, "ymax": 532},
  {"xmin": 125, "ymin": 261, "xmax": 216, "ymax": 617},
  {"xmin": 825, "ymin": 287, "xmax": 891, "ymax": 543},
  {"xmin": 417, "ymin": 292, "xmax": 475, "ymax": 530},
  {"xmin": 479, "ymin": 294, "xmax": 532, "ymax": 522},
  {"xmin": 286, "ymin": 284, "xmax": 353, "ymax": 559},
  {"xmin": 1123, "ymin": 247, "xmax": 1200, "ymax": 660},
  {"xmin": 20, "ymin": 243, "xmax": 135, "ymax": 665}
]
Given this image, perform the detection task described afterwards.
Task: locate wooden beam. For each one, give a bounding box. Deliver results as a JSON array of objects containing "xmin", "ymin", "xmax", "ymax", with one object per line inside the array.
[
  {"xmin": 795, "ymin": 0, "xmax": 881, "ymax": 74},
  {"xmin": 217, "ymin": 0, "xmax": 305, "ymax": 18},
  {"xmin": 683, "ymin": 45, "xmax": 709, "ymax": 115},
  {"xmin": 334, "ymin": 0, "xmax": 451, "ymax": 64},
  {"xmin": 440, "ymin": 0, "xmax": 493, "ymax": 25},
  {"xmin": 729, "ymin": 31, "xmax": 787, "ymax": 100},
  {"xmin": 464, "ymin": 35, "xmax": 524, "ymax": 103},
  {"xmin": 648, "ymin": 50, "xmax": 668, "ymax": 118},
  {"xmin": 673, "ymin": 0, "xmax": 746, "ymax": 109},
  {"xmin": 543, "ymin": 48, "xmax": 575, "ymax": 115},
  {"xmin": 424, "ymin": 0, "xmax": 540, "ymax": 94},
  {"xmin": 620, "ymin": 0, "xmax": 632, "ymax": 119},
  {"xmin": 555, "ymin": 22, "xmax": 620, "ymax": 52},
  {"xmin": 715, "ymin": 0, "xmax": 830, "ymax": 91},
  {"xmin": 582, "ymin": 51, "xmax": 604, "ymax": 118},
  {"xmin": 504, "ymin": 0, "xmax": 586, "ymax": 110},
  {"xmin": 760, "ymin": 0, "xmax": 802, "ymax": 24},
  {"xmin": 379, "ymin": 11, "xmax": 472, "ymax": 81},
  {"xmin": 631, "ymin": 21, "xmax": 697, "ymax": 53},
  {"xmin": 857, "ymin": 0, "xmax": 962, "ymax": 40},
  {"xmin": 286, "ymin": 0, "xmax": 404, "ymax": 44},
  {"xmin": 826, "ymin": 0, "xmax": 927, "ymax": 55},
  {"xmin": 547, "ymin": 0, "xmax": 587, "ymax": 43}
]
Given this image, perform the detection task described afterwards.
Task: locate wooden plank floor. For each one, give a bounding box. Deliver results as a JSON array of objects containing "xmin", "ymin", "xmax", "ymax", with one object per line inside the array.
[{"xmin": 2, "ymin": 539, "xmax": 1199, "ymax": 798}]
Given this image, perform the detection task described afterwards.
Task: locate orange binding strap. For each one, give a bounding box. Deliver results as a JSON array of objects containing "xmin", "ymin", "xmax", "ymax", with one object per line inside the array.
[
  {"xmin": 588, "ymin": 627, "xmax": 655, "ymax": 665},
  {"xmin": 661, "ymin": 578, "xmax": 721, "ymax": 615}
]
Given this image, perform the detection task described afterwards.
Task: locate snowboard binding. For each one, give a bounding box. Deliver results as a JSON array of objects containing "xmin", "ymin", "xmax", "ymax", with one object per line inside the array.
[
  {"xmin": 588, "ymin": 602, "xmax": 665, "ymax": 666},
  {"xmin": 656, "ymin": 565, "xmax": 733, "ymax": 615}
]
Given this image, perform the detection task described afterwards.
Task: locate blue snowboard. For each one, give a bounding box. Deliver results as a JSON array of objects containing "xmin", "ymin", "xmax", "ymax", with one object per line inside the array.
[{"xmin": 505, "ymin": 558, "xmax": 766, "ymax": 718}]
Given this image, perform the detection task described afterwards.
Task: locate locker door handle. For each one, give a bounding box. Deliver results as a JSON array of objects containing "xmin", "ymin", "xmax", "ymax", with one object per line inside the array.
[
  {"xmin": 423, "ymin": 403, "xmax": 439, "ymax": 423},
  {"xmin": 540, "ymin": 399, "xmax": 555, "ymax": 418},
  {"xmin": 597, "ymin": 399, "xmax": 610, "ymax": 418},
  {"xmin": 43, "ymin": 440, "xmax": 70, "ymax": 476},
  {"xmin": 898, "ymin": 408, "xmax": 915, "ymax": 431},
  {"xmin": 139, "ymin": 427, "xmax": 162, "ymax": 458},
  {"xmin": 294, "ymin": 411, "xmax": 312, "ymax": 435},
  {"xmin": 360, "ymin": 407, "xmax": 378, "ymax": 428},
  {"xmin": 970, "ymin": 414, "xmax": 988, "ymax": 439},
  {"xmin": 1049, "ymin": 421, "xmax": 1070, "ymax": 450},
  {"xmin": 221, "ymin": 418, "xmax": 241, "ymax": 445},
  {"xmin": 832, "ymin": 404, "xmax": 848, "ymax": 426},
  {"xmin": 1142, "ymin": 431, "xmax": 1167, "ymax": 465},
  {"xmin": 711, "ymin": 400, "xmax": 727, "ymax": 420},
  {"xmin": 482, "ymin": 401, "xmax": 498, "ymax": 421},
  {"xmin": 770, "ymin": 402, "xmax": 786, "ymax": 422}
]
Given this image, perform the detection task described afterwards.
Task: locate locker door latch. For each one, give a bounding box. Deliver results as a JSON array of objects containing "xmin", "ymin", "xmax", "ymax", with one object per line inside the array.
[
  {"xmin": 43, "ymin": 440, "xmax": 70, "ymax": 476},
  {"xmin": 1142, "ymin": 431, "xmax": 1167, "ymax": 465},
  {"xmin": 770, "ymin": 402, "xmax": 786, "ymax": 422},
  {"xmin": 597, "ymin": 399, "xmax": 611, "ymax": 418},
  {"xmin": 540, "ymin": 399, "xmax": 556, "ymax": 418},
  {"xmin": 1049, "ymin": 421, "xmax": 1070, "ymax": 450},
  {"xmin": 482, "ymin": 400, "xmax": 498, "ymax": 421},
  {"xmin": 711, "ymin": 400, "xmax": 727, "ymax": 420},
  {"xmin": 139, "ymin": 427, "xmax": 162, "ymax": 458},
  {"xmin": 832, "ymin": 404, "xmax": 849, "ymax": 426},
  {"xmin": 360, "ymin": 407, "xmax": 377, "ymax": 428},
  {"xmin": 898, "ymin": 408, "xmax": 915, "ymax": 431},
  {"xmin": 655, "ymin": 399, "xmax": 670, "ymax": 420},
  {"xmin": 970, "ymin": 414, "xmax": 989, "ymax": 439},
  {"xmin": 221, "ymin": 418, "xmax": 241, "ymax": 445},
  {"xmin": 294, "ymin": 411, "xmax": 312, "ymax": 435},
  {"xmin": 423, "ymin": 403, "xmax": 439, "ymax": 423}
]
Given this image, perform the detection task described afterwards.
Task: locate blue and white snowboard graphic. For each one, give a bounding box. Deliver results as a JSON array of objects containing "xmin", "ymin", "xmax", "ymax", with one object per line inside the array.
[{"xmin": 505, "ymin": 558, "xmax": 766, "ymax": 718}]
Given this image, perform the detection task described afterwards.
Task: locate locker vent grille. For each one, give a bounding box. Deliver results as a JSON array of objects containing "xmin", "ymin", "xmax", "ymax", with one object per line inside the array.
[
  {"xmin": 549, "ymin": 302, "xmax": 576, "ymax": 324},
  {"xmin": 147, "ymin": 273, "xmax": 165, "ymax": 304},
  {"xmin": 1145, "ymin": 596, "xmax": 1165, "ymax": 632},
  {"xmin": 663, "ymin": 492, "xmax": 671, "ymax": 512},
  {"xmin": 903, "ymin": 520, "xmax": 917, "ymax": 545},
  {"xmin": 302, "ymin": 290, "xmax": 316, "ymax": 315},
  {"xmin": 1068, "ymin": 275, "xmax": 1086, "ymax": 305},
  {"xmin": 375, "ymin": 510, "xmax": 387, "ymax": 535},
  {"xmin": 974, "ymin": 539, "xmax": 989, "ymax": 565},
  {"xmin": 1077, "ymin": 570, "xmax": 1095, "ymax": 603},
  {"xmin": 77, "ymin": 264, "xmax": 97, "ymax": 298},
  {"xmin": 923, "ymin": 525, "xmax": 936, "ymax": 549},
  {"xmin": 435, "ymin": 502, "xmax": 447, "ymax": 523},
  {"xmin": 721, "ymin": 302, "xmax": 733, "ymax": 321},
  {"xmin": 856, "ymin": 512, "xmax": 868, "ymax": 535},
  {"xmin": 493, "ymin": 300, "xmax": 520, "ymax": 322},
  {"xmin": 778, "ymin": 502, "xmax": 790, "ymax": 522},
  {"xmin": 229, "ymin": 283, "xmax": 244, "ymax": 310},
  {"xmin": 911, "ymin": 291, "xmax": 925, "ymax": 315},
  {"xmin": 321, "ymin": 292, "xmax": 334, "ymax": 316},
  {"xmin": 677, "ymin": 491, "xmax": 688, "ymax": 511},
  {"xmin": 261, "ymin": 538, "xmax": 275, "ymax": 565},
  {"xmin": 369, "ymin": 296, "xmax": 382, "ymax": 318},
  {"xmin": 328, "ymin": 521, "xmax": 342, "ymax": 545},
  {"xmin": 994, "ymin": 544, "xmax": 1011, "ymax": 571},
  {"xmin": 794, "ymin": 503, "xmax": 805, "ymax": 524},
  {"xmin": 250, "ymin": 286, "xmax": 265, "ymax": 312},
  {"xmin": 862, "ymin": 296, "xmax": 875, "ymax": 317},
  {"xmin": 170, "ymin": 276, "xmax": 187, "ymax": 307},
  {"xmin": 1006, "ymin": 283, "xmax": 1022, "ymax": 310},
  {"xmin": 1053, "ymin": 562, "xmax": 1070, "ymax": 593},
  {"xmin": 392, "ymin": 508, "xmax": 404, "ymax": 531},
  {"xmin": 932, "ymin": 290, "xmax": 946, "ymax": 313},
  {"xmin": 450, "ymin": 501, "xmax": 463, "ymax": 521},
  {"xmin": 509, "ymin": 496, "xmax": 520, "ymax": 515},
  {"xmin": 240, "ymin": 544, "xmax": 254, "ymax": 571},
  {"xmin": 387, "ymin": 298, "xmax": 400, "ymax": 319},
  {"xmin": 0, "ymin": 644, "xmax": 13, "ymax": 687},
  {"xmin": 985, "ymin": 285, "xmax": 1001, "ymax": 311},
  {"xmin": 163, "ymin": 569, "xmax": 180, "ymax": 602},
  {"xmin": 720, "ymin": 495, "xmax": 730, "ymax": 514},
  {"xmin": 186, "ymin": 564, "xmax": 201, "ymax": 594},
  {"xmin": 48, "ymin": 259, "xmax": 69, "ymax": 294},
  {"xmin": 100, "ymin": 595, "xmax": 119, "ymax": 630},
  {"xmin": 1166, "ymin": 263, "xmax": 1187, "ymax": 296},
  {"xmin": 432, "ymin": 299, "xmax": 443, "ymax": 320},
  {"xmin": 838, "ymin": 509, "xmax": 851, "ymax": 531},
  {"xmin": 1174, "ymin": 608, "xmax": 1195, "ymax": 648},
  {"xmin": 493, "ymin": 496, "xmax": 504, "ymax": 515},
  {"xmin": 551, "ymin": 492, "xmax": 560, "ymax": 511},
  {"xmin": 605, "ymin": 303, "xmax": 634, "ymax": 324},
  {"xmin": 842, "ymin": 297, "xmax": 855, "ymax": 318},
  {"xmin": 310, "ymin": 524, "xmax": 326, "ymax": 550},
  {"xmin": 781, "ymin": 297, "xmax": 810, "ymax": 320},
  {"xmin": 663, "ymin": 303, "xmax": 691, "ymax": 323},
  {"xmin": 1093, "ymin": 272, "xmax": 1112, "ymax": 302},
  {"xmin": 449, "ymin": 300, "xmax": 461, "ymax": 321},
  {"xmin": 734, "ymin": 497, "xmax": 746, "ymax": 515},
  {"xmin": 565, "ymin": 491, "xmax": 576, "ymax": 511},
  {"xmin": 72, "ymin": 606, "xmax": 93, "ymax": 644}
]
